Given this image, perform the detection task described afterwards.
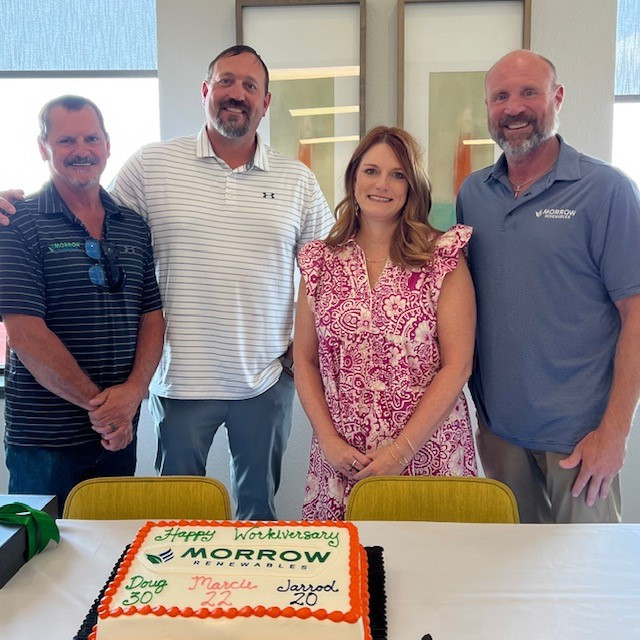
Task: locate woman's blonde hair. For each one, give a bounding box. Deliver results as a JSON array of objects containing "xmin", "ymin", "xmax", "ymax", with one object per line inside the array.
[{"xmin": 325, "ymin": 126, "xmax": 438, "ymax": 268}]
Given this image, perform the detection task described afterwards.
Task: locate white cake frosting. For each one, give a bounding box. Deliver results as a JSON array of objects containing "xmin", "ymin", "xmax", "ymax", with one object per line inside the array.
[{"xmin": 90, "ymin": 520, "xmax": 371, "ymax": 640}]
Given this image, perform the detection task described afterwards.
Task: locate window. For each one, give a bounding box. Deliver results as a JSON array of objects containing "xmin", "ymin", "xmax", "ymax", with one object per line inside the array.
[
  {"xmin": 0, "ymin": 0, "xmax": 159, "ymax": 390},
  {"xmin": 613, "ymin": 0, "xmax": 640, "ymax": 186},
  {"xmin": 0, "ymin": 77, "xmax": 160, "ymax": 194}
]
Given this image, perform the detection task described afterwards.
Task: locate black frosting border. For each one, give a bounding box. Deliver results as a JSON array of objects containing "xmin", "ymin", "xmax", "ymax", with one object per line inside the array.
[
  {"xmin": 74, "ymin": 544, "xmax": 130, "ymax": 640},
  {"xmin": 365, "ymin": 545, "xmax": 388, "ymax": 640}
]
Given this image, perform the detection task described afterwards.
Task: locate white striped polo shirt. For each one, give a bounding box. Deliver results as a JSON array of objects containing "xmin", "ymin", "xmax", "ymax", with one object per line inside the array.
[{"xmin": 110, "ymin": 127, "xmax": 334, "ymax": 400}]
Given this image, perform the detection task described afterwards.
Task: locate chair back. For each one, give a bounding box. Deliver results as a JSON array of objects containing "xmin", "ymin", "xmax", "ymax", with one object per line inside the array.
[
  {"xmin": 62, "ymin": 476, "xmax": 232, "ymax": 520},
  {"xmin": 345, "ymin": 476, "xmax": 519, "ymax": 523}
]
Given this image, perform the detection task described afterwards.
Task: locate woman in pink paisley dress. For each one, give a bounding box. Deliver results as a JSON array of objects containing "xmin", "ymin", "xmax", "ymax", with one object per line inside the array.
[{"xmin": 294, "ymin": 126, "xmax": 477, "ymax": 520}]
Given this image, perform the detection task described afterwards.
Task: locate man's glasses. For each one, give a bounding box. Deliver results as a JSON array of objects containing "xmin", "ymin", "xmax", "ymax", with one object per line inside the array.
[{"xmin": 85, "ymin": 239, "xmax": 126, "ymax": 292}]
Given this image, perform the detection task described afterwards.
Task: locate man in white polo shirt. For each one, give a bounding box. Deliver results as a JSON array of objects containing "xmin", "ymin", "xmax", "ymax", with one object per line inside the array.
[{"xmin": 106, "ymin": 45, "xmax": 333, "ymax": 519}]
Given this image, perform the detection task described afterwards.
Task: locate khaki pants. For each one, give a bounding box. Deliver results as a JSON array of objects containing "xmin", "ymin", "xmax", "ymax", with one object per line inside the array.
[{"xmin": 476, "ymin": 420, "xmax": 621, "ymax": 523}]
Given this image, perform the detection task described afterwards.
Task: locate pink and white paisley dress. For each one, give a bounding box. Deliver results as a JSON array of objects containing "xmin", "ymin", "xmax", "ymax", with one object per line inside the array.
[{"xmin": 299, "ymin": 224, "xmax": 477, "ymax": 520}]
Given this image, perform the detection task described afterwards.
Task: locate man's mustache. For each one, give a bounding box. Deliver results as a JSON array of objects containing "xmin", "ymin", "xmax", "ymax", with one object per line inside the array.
[
  {"xmin": 499, "ymin": 115, "xmax": 535, "ymax": 127},
  {"xmin": 220, "ymin": 98, "xmax": 248, "ymax": 113},
  {"xmin": 64, "ymin": 155, "xmax": 100, "ymax": 166}
]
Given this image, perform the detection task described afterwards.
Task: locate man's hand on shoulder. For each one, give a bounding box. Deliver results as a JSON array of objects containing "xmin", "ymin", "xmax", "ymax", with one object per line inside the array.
[
  {"xmin": 559, "ymin": 425, "xmax": 627, "ymax": 507},
  {"xmin": 88, "ymin": 381, "xmax": 147, "ymax": 449},
  {"xmin": 0, "ymin": 190, "xmax": 25, "ymax": 225}
]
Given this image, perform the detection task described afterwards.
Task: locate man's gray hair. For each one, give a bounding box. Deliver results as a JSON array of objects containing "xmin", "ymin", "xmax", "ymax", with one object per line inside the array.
[{"xmin": 39, "ymin": 95, "xmax": 109, "ymax": 141}]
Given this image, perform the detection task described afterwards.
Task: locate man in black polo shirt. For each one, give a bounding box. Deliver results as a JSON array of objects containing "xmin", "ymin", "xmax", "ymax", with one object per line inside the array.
[{"xmin": 0, "ymin": 95, "xmax": 164, "ymax": 514}]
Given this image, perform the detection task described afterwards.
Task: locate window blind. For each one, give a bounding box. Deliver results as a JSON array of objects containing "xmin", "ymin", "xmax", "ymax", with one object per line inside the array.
[
  {"xmin": 1, "ymin": 0, "xmax": 157, "ymax": 72},
  {"xmin": 616, "ymin": 0, "xmax": 640, "ymax": 96}
]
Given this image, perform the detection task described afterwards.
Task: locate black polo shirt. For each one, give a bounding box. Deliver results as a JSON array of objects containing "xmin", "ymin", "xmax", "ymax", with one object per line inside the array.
[{"xmin": 0, "ymin": 181, "xmax": 162, "ymax": 447}]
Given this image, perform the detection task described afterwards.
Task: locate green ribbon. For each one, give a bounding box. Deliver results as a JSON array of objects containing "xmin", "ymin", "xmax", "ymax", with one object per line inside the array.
[{"xmin": 0, "ymin": 502, "xmax": 60, "ymax": 560}]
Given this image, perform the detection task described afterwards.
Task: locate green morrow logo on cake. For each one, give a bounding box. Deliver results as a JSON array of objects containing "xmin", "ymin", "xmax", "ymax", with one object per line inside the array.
[{"xmin": 144, "ymin": 548, "xmax": 174, "ymax": 564}]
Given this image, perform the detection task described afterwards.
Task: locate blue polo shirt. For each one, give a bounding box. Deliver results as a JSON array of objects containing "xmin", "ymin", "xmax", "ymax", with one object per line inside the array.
[
  {"xmin": 0, "ymin": 181, "xmax": 162, "ymax": 448},
  {"xmin": 457, "ymin": 136, "xmax": 640, "ymax": 453}
]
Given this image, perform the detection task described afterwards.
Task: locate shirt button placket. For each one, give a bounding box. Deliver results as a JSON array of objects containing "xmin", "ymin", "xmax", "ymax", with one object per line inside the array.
[{"xmin": 225, "ymin": 171, "xmax": 237, "ymax": 209}]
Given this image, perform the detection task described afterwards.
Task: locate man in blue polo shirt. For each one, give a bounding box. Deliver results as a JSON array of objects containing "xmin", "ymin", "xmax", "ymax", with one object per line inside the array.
[
  {"xmin": 0, "ymin": 95, "xmax": 164, "ymax": 514},
  {"xmin": 457, "ymin": 50, "xmax": 640, "ymax": 523}
]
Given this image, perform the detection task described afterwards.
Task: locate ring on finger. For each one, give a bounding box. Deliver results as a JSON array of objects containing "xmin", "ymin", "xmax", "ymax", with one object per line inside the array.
[{"xmin": 109, "ymin": 422, "xmax": 117, "ymax": 433}]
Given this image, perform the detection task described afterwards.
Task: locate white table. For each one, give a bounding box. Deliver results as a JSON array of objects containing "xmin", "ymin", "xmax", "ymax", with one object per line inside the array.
[{"xmin": 1, "ymin": 520, "xmax": 639, "ymax": 639}]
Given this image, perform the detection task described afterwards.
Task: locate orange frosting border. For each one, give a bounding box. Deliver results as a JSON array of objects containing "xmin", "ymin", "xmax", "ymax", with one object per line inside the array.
[{"xmin": 90, "ymin": 520, "xmax": 371, "ymax": 639}]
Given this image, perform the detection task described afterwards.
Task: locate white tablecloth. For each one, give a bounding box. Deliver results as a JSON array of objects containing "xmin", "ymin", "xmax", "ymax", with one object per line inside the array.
[{"xmin": 1, "ymin": 520, "xmax": 639, "ymax": 639}]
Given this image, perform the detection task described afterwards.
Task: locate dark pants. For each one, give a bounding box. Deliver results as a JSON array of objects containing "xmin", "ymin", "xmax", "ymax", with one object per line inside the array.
[
  {"xmin": 150, "ymin": 372, "xmax": 295, "ymax": 520},
  {"xmin": 5, "ymin": 437, "xmax": 137, "ymax": 517}
]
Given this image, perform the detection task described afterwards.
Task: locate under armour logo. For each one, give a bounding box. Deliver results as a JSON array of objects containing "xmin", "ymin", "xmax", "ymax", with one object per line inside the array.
[
  {"xmin": 262, "ymin": 192, "xmax": 275, "ymax": 199},
  {"xmin": 121, "ymin": 245, "xmax": 137, "ymax": 254}
]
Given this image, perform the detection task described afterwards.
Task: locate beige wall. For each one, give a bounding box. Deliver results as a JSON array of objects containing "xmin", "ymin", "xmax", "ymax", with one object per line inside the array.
[{"xmin": 157, "ymin": 0, "xmax": 617, "ymax": 161}]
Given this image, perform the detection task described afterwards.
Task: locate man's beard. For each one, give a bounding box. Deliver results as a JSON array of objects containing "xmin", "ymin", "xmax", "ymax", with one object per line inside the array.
[
  {"xmin": 68, "ymin": 176, "xmax": 100, "ymax": 189},
  {"xmin": 64, "ymin": 155, "xmax": 101, "ymax": 189},
  {"xmin": 212, "ymin": 99, "xmax": 250, "ymax": 139},
  {"xmin": 490, "ymin": 108, "xmax": 559, "ymax": 157}
]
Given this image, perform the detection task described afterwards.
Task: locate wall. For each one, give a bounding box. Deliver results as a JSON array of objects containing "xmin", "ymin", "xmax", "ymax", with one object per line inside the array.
[
  {"xmin": 3, "ymin": 0, "xmax": 638, "ymax": 521},
  {"xmin": 156, "ymin": 0, "xmax": 618, "ymax": 159},
  {"xmin": 530, "ymin": 0, "xmax": 616, "ymax": 163}
]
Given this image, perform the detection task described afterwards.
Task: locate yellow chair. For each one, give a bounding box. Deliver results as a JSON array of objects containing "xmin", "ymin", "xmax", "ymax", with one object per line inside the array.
[
  {"xmin": 62, "ymin": 476, "xmax": 232, "ymax": 520},
  {"xmin": 345, "ymin": 476, "xmax": 519, "ymax": 523}
]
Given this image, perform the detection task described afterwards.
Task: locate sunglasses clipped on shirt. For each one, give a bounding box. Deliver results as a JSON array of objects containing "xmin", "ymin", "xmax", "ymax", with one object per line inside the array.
[{"xmin": 85, "ymin": 238, "xmax": 126, "ymax": 293}]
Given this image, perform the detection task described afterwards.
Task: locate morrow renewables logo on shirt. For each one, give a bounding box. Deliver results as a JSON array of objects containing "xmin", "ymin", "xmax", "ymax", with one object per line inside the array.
[
  {"xmin": 47, "ymin": 241, "xmax": 83, "ymax": 252},
  {"xmin": 534, "ymin": 208, "xmax": 577, "ymax": 219},
  {"xmin": 47, "ymin": 241, "xmax": 138, "ymax": 254}
]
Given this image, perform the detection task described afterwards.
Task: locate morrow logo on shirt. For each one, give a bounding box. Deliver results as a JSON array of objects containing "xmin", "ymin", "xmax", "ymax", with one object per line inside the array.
[
  {"xmin": 48, "ymin": 241, "xmax": 82, "ymax": 253},
  {"xmin": 534, "ymin": 208, "xmax": 577, "ymax": 219}
]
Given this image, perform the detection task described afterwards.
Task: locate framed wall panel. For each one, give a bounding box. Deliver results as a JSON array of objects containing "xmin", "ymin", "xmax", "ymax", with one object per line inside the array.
[
  {"xmin": 398, "ymin": 0, "xmax": 531, "ymax": 229},
  {"xmin": 237, "ymin": 0, "xmax": 365, "ymax": 209}
]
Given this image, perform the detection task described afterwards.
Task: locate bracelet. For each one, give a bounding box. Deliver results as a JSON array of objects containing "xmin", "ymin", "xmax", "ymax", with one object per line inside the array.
[
  {"xmin": 392, "ymin": 441, "xmax": 409, "ymax": 466},
  {"xmin": 388, "ymin": 444, "xmax": 405, "ymax": 466},
  {"xmin": 399, "ymin": 432, "xmax": 417, "ymax": 456}
]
